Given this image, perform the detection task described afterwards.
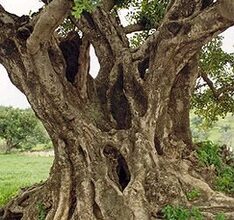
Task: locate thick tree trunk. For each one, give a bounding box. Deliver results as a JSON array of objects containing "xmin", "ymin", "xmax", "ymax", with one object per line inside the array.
[
  {"xmin": 1, "ymin": 1, "xmax": 234, "ymax": 219},
  {"xmin": 1, "ymin": 55, "xmax": 234, "ymax": 219},
  {"xmin": 2, "ymin": 121, "xmax": 234, "ymax": 220}
]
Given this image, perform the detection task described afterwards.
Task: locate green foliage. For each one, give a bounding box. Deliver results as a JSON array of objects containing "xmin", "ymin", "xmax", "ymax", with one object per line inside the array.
[
  {"xmin": 162, "ymin": 205, "xmax": 190, "ymax": 220},
  {"xmin": 0, "ymin": 106, "xmax": 50, "ymax": 152},
  {"xmin": 126, "ymin": 0, "xmax": 169, "ymax": 47},
  {"xmin": 37, "ymin": 202, "xmax": 46, "ymax": 220},
  {"xmin": 126, "ymin": 0, "xmax": 169, "ymax": 28},
  {"xmin": 186, "ymin": 188, "xmax": 201, "ymax": 201},
  {"xmin": 57, "ymin": 19, "xmax": 74, "ymax": 37},
  {"xmin": 139, "ymin": 0, "xmax": 169, "ymax": 28},
  {"xmin": 0, "ymin": 154, "xmax": 52, "ymax": 207},
  {"xmin": 196, "ymin": 141, "xmax": 222, "ymax": 168},
  {"xmin": 216, "ymin": 165, "xmax": 234, "ymax": 193},
  {"xmin": 192, "ymin": 36, "xmax": 234, "ymax": 125},
  {"xmin": 73, "ymin": 0, "xmax": 99, "ymax": 18},
  {"xmin": 162, "ymin": 205, "xmax": 203, "ymax": 220},
  {"xmin": 129, "ymin": 30, "xmax": 150, "ymax": 48},
  {"xmin": 196, "ymin": 141, "xmax": 234, "ymax": 194},
  {"xmin": 190, "ymin": 208, "xmax": 204, "ymax": 220},
  {"xmin": 215, "ymin": 212, "xmax": 227, "ymax": 220}
]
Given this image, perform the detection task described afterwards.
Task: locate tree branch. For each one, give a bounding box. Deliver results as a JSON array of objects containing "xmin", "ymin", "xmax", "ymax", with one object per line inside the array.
[
  {"xmin": 0, "ymin": 4, "xmax": 18, "ymax": 44},
  {"xmin": 200, "ymin": 71, "xmax": 234, "ymax": 100},
  {"xmin": 217, "ymin": 86, "xmax": 234, "ymax": 96},
  {"xmin": 124, "ymin": 23, "xmax": 146, "ymax": 34},
  {"xmin": 26, "ymin": 0, "xmax": 72, "ymax": 54},
  {"xmin": 200, "ymin": 71, "xmax": 219, "ymax": 99}
]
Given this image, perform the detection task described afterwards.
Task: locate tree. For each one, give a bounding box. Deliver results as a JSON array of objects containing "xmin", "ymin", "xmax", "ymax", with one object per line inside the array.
[
  {"xmin": 0, "ymin": 0, "xmax": 234, "ymax": 219},
  {"xmin": 0, "ymin": 107, "xmax": 49, "ymax": 152}
]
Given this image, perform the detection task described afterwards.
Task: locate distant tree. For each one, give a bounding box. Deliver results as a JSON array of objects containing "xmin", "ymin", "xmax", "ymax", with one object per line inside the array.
[{"xmin": 0, "ymin": 106, "xmax": 49, "ymax": 152}]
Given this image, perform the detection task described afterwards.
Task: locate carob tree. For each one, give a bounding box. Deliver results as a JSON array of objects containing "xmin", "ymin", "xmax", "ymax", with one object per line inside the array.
[{"xmin": 0, "ymin": 0, "xmax": 234, "ymax": 219}]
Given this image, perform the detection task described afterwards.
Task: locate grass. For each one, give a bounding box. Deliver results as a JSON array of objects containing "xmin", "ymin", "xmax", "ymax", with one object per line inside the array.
[{"xmin": 0, "ymin": 154, "xmax": 53, "ymax": 207}]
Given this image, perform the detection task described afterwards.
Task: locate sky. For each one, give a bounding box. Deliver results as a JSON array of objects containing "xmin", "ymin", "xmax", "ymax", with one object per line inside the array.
[{"xmin": 0, "ymin": 0, "xmax": 234, "ymax": 109}]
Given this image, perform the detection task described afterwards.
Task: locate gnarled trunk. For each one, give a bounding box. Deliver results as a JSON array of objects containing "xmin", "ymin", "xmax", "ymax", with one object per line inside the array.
[
  {"xmin": 2, "ymin": 49, "xmax": 234, "ymax": 219},
  {"xmin": 1, "ymin": 1, "xmax": 234, "ymax": 219}
]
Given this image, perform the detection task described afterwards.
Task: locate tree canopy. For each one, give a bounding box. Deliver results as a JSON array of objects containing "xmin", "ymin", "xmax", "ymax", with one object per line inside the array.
[{"xmin": 0, "ymin": 106, "xmax": 50, "ymax": 152}]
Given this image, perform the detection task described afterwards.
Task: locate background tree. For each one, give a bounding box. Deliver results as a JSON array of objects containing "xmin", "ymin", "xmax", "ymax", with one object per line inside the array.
[
  {"xmin": 0, "ymin": 0, "xmax": 234, "ymax": 219},
  {"xmin": 0, "ymin": 107, "xmax": 50, "ymax": 153}
]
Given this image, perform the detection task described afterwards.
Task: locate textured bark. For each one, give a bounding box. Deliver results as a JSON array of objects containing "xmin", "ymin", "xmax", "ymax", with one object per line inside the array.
[{"xmin": 0, "ymin": 1, "xmax": 234, "ymax": 219}]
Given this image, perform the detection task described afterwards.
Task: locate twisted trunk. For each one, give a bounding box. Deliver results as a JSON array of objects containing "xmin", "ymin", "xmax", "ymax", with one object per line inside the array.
[{"xmin": 1, "ymin": 1, "xmax": 234, "ymax": 219}]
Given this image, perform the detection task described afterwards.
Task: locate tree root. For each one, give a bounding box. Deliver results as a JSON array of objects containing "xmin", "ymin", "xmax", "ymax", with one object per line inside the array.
[
  {"xmin": 1, "ymin": 158, "xmax": 234, "ymax": 220},
  {"xmin": 174, "ymin": 160, "xmax": 234, "ymax": 219},
  {"xmin": 0, "ymin": 182, "xmax": 52, "ymax": 220}
]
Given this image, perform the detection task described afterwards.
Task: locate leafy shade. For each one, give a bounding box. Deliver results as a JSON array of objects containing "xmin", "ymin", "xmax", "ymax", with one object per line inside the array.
[{"xmin": 127, "ymin": 0, "xmax": 169, "ymax": 28}]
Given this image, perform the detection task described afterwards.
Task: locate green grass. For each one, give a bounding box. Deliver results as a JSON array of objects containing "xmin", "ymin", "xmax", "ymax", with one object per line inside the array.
[{"xmin": 0, "ymin": 154, "xmax": 53, "ymax": 207}]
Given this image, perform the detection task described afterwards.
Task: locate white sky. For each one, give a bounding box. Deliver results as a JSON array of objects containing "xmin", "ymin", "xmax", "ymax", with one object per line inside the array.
[{"xmin": 0, "ymin": 0, "xmax": 234, "ymax": 109}]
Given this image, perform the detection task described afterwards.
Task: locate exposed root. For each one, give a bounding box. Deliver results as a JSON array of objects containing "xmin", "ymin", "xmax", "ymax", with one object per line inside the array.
[
  {"xmin": 0, "ymin": 182, "xmax": 52, "ymax": 220},
  {"xmin": 1, "ymin": 155, "xmax": 234, "ymax": 220},
  {"xmin": 172, "ymin": 159, "xmax": 234, "ymax": 217}
]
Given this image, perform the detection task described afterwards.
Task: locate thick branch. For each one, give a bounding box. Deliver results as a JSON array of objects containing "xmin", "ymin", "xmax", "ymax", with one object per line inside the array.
[
  {"xmin": 124, "ymin": 23, "xmax": 145, "ymax": 34},
  {"xmin": 26, "ymin": 0, "xmax": 72, "ymax": 54}
]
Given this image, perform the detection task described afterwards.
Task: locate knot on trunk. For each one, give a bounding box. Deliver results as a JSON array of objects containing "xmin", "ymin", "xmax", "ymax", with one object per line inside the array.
[{"xmin": 103, "ymin": 145, "xmax": 131, "ymax": 191}]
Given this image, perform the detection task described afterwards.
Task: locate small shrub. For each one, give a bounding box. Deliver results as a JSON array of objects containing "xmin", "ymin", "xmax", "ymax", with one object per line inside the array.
[
  {"xmin": 215, "ymin": 212, "xmax": 227, "ymax": 220},
  {"xmin": 196, "ymin": 141, "xmax": 222, "ymax": 168},
  {"xmin": 162, "ymin": 205, "xmax": 190, "ymax": 220},
  {"xmin": 190, "ymin": 207, "xmax": 203, "ymax": 220},
  {"xmin": 186, "ymin": 188, "xmax": 201, "ymax": 201},
  {"xmin": 215, "ymin": 166, "xmax": 234, "ymax": 193},
  {"xmin": 162, "ymin": 205, "xmax": 203, "ymax": 220},
  {"xmin": 196, "ymin": 141, "xmax": 234, "ymax": 194}
]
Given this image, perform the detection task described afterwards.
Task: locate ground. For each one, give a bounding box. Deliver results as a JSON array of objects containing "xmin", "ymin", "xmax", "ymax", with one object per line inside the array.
[{"xmin": 0, "ymin": 154, "xmax": 53, "ymax": 207}]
